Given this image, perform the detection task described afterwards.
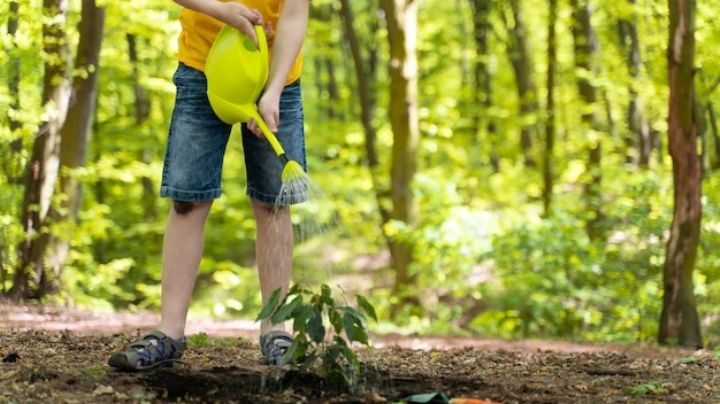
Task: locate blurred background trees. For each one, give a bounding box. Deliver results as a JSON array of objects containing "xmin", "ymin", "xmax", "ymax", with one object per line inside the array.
[{"xmin": 1, "ymin": 0, "xmax": 718, "ymax": 348}]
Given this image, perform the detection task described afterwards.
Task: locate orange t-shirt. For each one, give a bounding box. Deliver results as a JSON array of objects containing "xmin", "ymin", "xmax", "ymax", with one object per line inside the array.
[{"xmin": 178, "ymin": 0, "xmax": 302, "ymax": 84}]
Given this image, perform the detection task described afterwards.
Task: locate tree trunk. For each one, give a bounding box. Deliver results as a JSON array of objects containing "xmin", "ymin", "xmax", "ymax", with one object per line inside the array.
[
  {"xmin": 570, "ymin": 0, "xmax": 604, "ymax": 240},
  {"xmin": 10, "ymin": 0, "xmax": 72, "ymax": 299},
  {"xmin": 42, "ymin": 0, "xmax": 106, "ymax": 291},
  {"xmin": 504, "ymin": 0, "xmax": 538, "ymax": 167},
  {"xmin": 543, "ymin": 0, "xmax": 557, "ymax": 215},
  {"xmin": 619, "ymin": 0, "xmax": 651, "ymax": 167},
  {"xmin": 325, "ymin": 58, "xmax": 341, "ymax": 120},
  {"xmin": 126, "ymin": 33, "xmax": 156, "ymax": 222},
  {"xmin": 709, "ymin": 101, "xmax": 720, "ymax": 170},
  {"xmin": 6, "ymin": 0, "xmax": 23, "ymax": 183},
  {"xmin": 469, "ymin": 0, "xmax": 498, "ymax": 171},
  {"xmin": 658, "ymin": 0, "xmax": 703, "ymax": 349},
  {"xmin": 338, "ymin": 0, "xmax": 390, "ymax": 227},
  {"xmin": 379, "ymin": 0, "xmax": 420, "ymax": 316}
]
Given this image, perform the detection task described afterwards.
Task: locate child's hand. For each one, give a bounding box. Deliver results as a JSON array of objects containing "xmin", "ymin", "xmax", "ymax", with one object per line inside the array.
[
  {"xmin": 211, "ymin": 1, "xmax": 263, "ymax": 45},
  {"xmin": 247, "ymin": 90, "xmax": 281, "ymax": 138}
]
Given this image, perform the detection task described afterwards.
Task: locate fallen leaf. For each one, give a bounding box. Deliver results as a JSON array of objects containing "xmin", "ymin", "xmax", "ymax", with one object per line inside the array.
[{"xmin": 92, "ymin": 385, "xmax": 114, "ymax": 396}]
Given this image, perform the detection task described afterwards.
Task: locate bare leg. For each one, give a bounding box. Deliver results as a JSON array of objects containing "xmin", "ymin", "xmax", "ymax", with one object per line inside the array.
[
  {"xmin": 252, "ymin": 198, "xmax": 293, "ymax": 335},
  {"xmin": 158, "ymin": 201, "xmax": 213, "ymax": 340}
]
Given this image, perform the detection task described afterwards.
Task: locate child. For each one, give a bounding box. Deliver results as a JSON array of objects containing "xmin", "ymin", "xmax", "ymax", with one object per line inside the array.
[{"xmin": 108, "ymin": 0, "xmax": 311, "ymax": 370}]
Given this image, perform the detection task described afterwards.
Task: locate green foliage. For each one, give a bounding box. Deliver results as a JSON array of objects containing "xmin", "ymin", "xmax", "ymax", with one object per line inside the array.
[
  {"xmin": 187, "ymin": 332, "xmax": 212, "ymax": 347},
  {"xmin": 629, "ymin": 381, "xmax": 669, "ymax": 396},
  {"xmin": 258, "ymin": 285, "xmax": 376, "ymax": 391},
  {"xmin": 1, "ymin": 0, "xmax": 720, "ymax": 349}
]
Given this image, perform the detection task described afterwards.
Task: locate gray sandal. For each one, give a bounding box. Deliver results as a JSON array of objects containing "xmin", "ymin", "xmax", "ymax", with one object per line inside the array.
[
  {"xmin": 108, "ymin": 330, "xmax": 186, "ymax": 371},
  {"xmin": 259, "ymin": 330, "xmax": 293, "ymax": 365}
]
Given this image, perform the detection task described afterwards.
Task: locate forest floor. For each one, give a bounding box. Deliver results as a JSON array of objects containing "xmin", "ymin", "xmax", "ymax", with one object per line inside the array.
[{"xmin": 1, "ymin": 301, "xmax": 719, "ymax": 403}]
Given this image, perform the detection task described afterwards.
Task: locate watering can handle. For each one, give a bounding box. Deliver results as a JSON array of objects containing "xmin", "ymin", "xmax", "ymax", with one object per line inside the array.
[{"xmin": 249, "ymin": 110, "xmax": 286, "ymax": 158}]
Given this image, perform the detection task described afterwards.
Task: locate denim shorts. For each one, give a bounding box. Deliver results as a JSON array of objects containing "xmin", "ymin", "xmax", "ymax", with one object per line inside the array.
[{"xmin": 160, "ymin": 63, "xmax": 307, "ymax": 205}]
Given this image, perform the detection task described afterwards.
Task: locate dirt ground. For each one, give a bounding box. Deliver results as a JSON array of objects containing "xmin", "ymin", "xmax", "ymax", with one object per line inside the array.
[{"xmin": 1, "ymin": 303, "xmax": 719, "ymax": 403}]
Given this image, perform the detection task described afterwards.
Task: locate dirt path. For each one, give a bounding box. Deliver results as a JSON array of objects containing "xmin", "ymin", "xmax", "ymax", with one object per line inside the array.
[
  {"xmin": 1, "ymin": 302, "xmax": 719, "ymax": 403},
  {"xmin": 0, "ymin": 300, "xmax": 704, "ymax": 358}
]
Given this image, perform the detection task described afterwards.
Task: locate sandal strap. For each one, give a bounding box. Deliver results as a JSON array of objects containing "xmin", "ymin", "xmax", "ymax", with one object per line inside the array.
[
  {"xmin": 109, "ymin": 330, "xmax": 186, "ymax": 371},
  {"xmin": 260, "ymin": 330, "xmax": 293, "ymax": 365}
]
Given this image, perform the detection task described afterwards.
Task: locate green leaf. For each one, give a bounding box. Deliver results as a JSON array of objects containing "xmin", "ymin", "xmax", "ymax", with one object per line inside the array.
[
  {"xmin": 293, "ymin": 305, "xmax": 313, "ymax": 333},
  {"xmin": 355, "ymin": 295, "xmax": 377, "ymax": 322},
  {"xmin": 307, "ymin": 307, "xmax": 326, "ymax": 343},
  {"xmin": 272, "ymin": 295, "xmax": 303, "ymax": 324},
  {"xmin": 329, "ymin": 307, "xmax": 343, "ymax": 334},
  {"xmin": 286, "ymin": 283, "xmax": 302, "ymax": 297},
  {"xmin": 256, "ymin": 288, "xmax": 282, "ymax": 321},
  {"xmin": 333, "ymin": 335, "xmax": 348, "ymax": 347},
  {"xmin": 320, "ymin": 284, "xmax": 333, "ymax": 307},
  {"xmin": 343, "ymin": 310, "xmax": 368, "ymax": 345},
  {"xmin": 279, "ymin": 338, "xmax": 308, "ymax": 366},
  {"xmin": 341, "ymin": 306, "xmax": 368, "ymax": 328}
]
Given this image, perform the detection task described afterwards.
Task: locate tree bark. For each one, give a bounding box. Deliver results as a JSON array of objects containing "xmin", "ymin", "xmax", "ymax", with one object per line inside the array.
[
  {"xmin": 9, "ymin": 0, "xmax": 72, "ymax": 299},
  {"xmin": 338, "ymin": 0, "xmax": 390, "ymax": 227},
  {"xmin": 543, "ymin": 0, "xmax": 558, "ymax": 215},
  {"xmin": 378, "ymin": 0, "xmax": 420, "ymax": 315},
  {"xmin": 658, "ymin": 0, "xmax": 703, "ymax": 349},
  {"xmin": 570, "ymin": 0, "xmax": 604, "ymax": 240},
  {"xmin": 504, "ymin": 0, "xmax": 538, "ymax": 167},
  {"xmin": 42, "ymin": 0, "xmax": 106, "ymax": 292},
  {"xmin": 6, "ymin": 0, "xmax": 23, "ymax": 182},
  {"xmin": 619, "ymin": 0, "xmax": 651, "ymax": 167},
  {"xmin": 709, "ymin": 101, "xmax": 720, "ymax": 169},
  {"xmin": 126, "ymin": 33, "xmax": 156, "ymax": 222},
  {"xmin": 325, "ymin": 58, "xmax": 341, "ymax": 120},
  {"xmin": 469, "ymin": 0, "xmax": 498, "ymax": 171}
]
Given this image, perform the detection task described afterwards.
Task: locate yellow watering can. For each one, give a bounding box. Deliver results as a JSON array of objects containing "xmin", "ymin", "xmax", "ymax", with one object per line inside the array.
[{"xmin": 206, "ymin": 24, "xmax": 305, "ymax": 187}]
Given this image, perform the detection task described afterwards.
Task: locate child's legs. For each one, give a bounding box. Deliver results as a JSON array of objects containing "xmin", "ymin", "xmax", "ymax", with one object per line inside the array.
[
  {"xmin": 159, "ymin": 201, "xmax": 213, "ymax": 339},
  {"xmin": 252, "ymin": 200, "xmax": 293, "ymax": 335},
  {"xmin": 157, "ymin": 63, "xmax": 232, "ymax": 339},
  {"xmin": 242, "ymin": 80, "xmax": 306, "ymax": 335}
]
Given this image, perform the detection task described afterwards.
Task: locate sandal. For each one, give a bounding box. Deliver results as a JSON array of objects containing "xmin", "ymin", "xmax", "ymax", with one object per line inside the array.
[
  {"xmin": 108, "ymin": 330, "xmax": 186, "ymax": 371},
  {"xmin": 259, "ymin": 330, "xmax": 293, "ymax": 365}
]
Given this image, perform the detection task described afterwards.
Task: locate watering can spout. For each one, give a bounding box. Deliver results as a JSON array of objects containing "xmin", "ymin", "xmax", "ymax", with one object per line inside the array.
[{"xmin": 205, "ymin": 24, "xmax": 287, "ymax": 159}]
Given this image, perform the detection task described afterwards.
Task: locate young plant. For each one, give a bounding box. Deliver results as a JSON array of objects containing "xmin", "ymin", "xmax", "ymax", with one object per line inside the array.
[{"xmin": 257, "ymin": 284, "xmax": 377, "ymax": 389}]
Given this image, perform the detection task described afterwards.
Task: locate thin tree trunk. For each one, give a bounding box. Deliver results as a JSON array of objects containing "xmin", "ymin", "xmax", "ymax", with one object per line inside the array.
[
  {"xmin": 570, "ymin": 0, "xmax": 604, "ymax": 240},
  {"xmin": 619, "ymin": 0, "xmax": 651, "ymax": 167},
  {"xmin": 338, "ymin": 0, "xmax": 390, "ymax": 228},
  {"xmin": 709, "ymin": 101, "xmax": 720, "ymax": 169},
  {"xmin": 700, "ymin": 72, "xmax": 720, "ymax": 169},
  {"xmin": 504, "ymin": 0, "xmax": 538, "ymax": 167},
  {"xmin": 379, "ymin": 0, "xmax": 421, "ymax": 316},
  {"xmin": 658, "ymin": 0, "xmax": 703, "ymax": 349},
  {"xmin": 325, "ymin": 58, "xmax": 341, "ymax": 120},
  {"xmin": 7, "ymin": 0, "xmax": 23, "ymax": 182},
  {"xmin": 468, "ymin": 0, "xmax": 498, "ymax": 171},
  {"xmin": 126, "ymin": 34, "xmax": 156, "ymax": 222},
  {"xmin": 456, "ymin": 0, "xmax": 471, "ymax": 89},
  {"xmin": 9, "ymin": 0, "xmax": 72, "ymax": 299},
  {"xmin": 339, "ymin": 0, "xmax": 393, "ymax": 262},
  {"xmin": 543, "ymin": 0, "xmax": 557, "ymax": 216},
  {"xmin": 41, "ymin": 0, "xmax": 106, "ymax": 295},
  {"xmin": 313, "ymin": 57, "xmax": 326, "ymax": 119},
  {"xmin": 697, "ymin": 96, "xmax": 709, "ymax": 175}
]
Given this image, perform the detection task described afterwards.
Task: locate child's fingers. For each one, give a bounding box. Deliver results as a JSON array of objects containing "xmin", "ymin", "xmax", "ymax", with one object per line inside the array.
[
  {"xmin": 238, "ymin": 19, "xmax": 258, "ymax": 46},
  {"xmin": 247, "ymin": 119, "xmax": 261, "ymax": 138},
  {"xmin": 264, "ymin": 111, "xmax": 278, "ymax": 133},
  {"xmin": 242, "ymin": 7, "xmax": 262, "ymax": 25}
]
